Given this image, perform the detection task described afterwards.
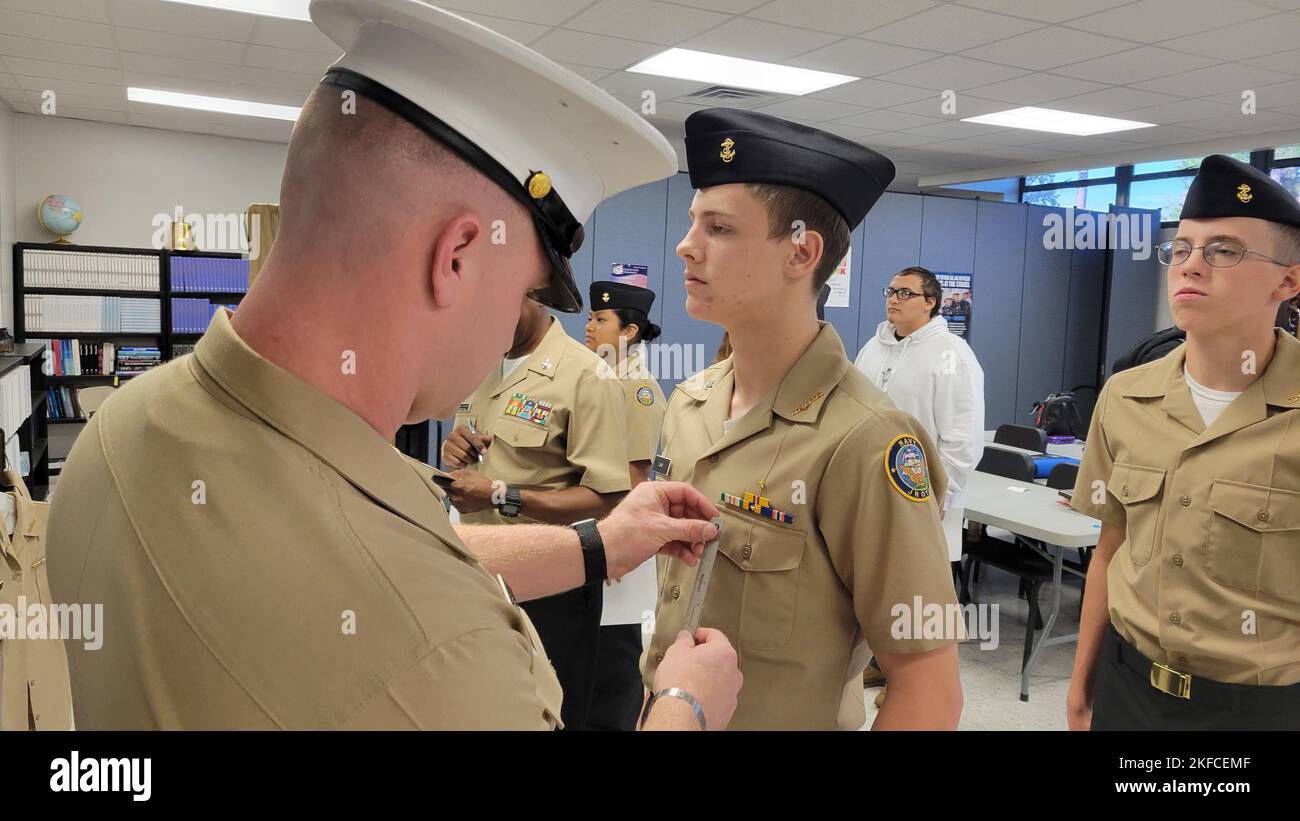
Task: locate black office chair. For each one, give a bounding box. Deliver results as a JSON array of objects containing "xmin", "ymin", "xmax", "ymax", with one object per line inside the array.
[
  {"xmin": 963, "ymin": 448, "xmax": 1054, "ymax": 675},
  {"xmin": 994, "ymin": 423, "xmax": 1047, "ymax": 453}
]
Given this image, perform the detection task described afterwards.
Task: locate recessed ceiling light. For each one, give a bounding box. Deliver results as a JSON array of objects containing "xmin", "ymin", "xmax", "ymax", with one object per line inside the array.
[
  {"xmin": 128, "ymin": 87, "xmax": 301, "ymax": 121},
  {"xmin": 627, "ymin": 48, "xmax": 856, "ymax": 96},
  {"xmin": 158, "ymin": 0, "xmax": 310, "ymax": 21},
  {"xmin": 961, "ymin": 106, "xmax": 1155, "ymax": 136}
]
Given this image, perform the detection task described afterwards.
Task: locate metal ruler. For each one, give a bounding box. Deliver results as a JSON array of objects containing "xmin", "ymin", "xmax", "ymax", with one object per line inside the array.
[{"xmin": 683, "ymin": 517, "xmax": 724, "ymax": 635}]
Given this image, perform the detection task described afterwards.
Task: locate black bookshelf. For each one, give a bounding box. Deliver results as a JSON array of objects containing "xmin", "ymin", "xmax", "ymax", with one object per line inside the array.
[
  {"xmin": 13, "ymin": 243, "xmax": 248, "ymax": 432},
  {"xmin": 0, "ymin": 344, "xmax": 50, "ymax": 498}
]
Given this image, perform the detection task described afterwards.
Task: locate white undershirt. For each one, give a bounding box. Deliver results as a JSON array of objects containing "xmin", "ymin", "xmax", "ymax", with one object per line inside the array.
[
  {"xmin": 1184, "ymin": 366, "xmax": 1241, "ymax": 427},
  {"xmin": 502, "ymin": 354, "xmax": 528, "ymax": 380}
]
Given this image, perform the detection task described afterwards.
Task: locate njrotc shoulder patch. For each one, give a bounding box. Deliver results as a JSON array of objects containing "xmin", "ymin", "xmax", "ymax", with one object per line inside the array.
[
  {"xmin": 636, "ymin": 385, "xmax": 655, "ymax": 407},
  {"xmin": 885, "ymin": 434, "xmax": 931, "ymax": 502}
]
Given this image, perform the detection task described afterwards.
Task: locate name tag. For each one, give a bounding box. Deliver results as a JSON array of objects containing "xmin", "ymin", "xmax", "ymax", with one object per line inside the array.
[
  {"xmin": 652, "ymin": 455, "xmax": 672, "ymax": 479},
  {"xmin": 458, "ymin": 402, "xmax": 471, "ymax": 413}
]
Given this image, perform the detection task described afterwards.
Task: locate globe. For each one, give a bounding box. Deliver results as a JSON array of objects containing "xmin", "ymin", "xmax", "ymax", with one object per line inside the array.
[{"xmin": 38, "ymin": 194, "xmax": 83, "ymax": 243}]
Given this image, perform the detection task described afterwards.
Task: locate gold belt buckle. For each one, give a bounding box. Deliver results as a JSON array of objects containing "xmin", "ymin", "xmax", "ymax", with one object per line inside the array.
[{"xmin": 1150, "ymin": 661, "xmax": 1192, "ymax": 699}]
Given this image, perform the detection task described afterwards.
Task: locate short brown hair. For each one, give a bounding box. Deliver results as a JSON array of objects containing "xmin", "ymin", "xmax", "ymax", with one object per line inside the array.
[
  {"xmin": 746, "ymin": 184, "xmax": 851, "ymax": 292},
  {"xmin": 1275, "ymin": 222, "xmax": 1300, "ymax": 265},
  {"xmin": 894, "ymin": 266, "xmax": 943, "ymax": 317}
]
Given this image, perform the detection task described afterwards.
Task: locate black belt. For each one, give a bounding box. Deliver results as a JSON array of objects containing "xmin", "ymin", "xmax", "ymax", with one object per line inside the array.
[{"xmin": 1109, "ymin": 625, "xmax": 1300, "ymax": 711}]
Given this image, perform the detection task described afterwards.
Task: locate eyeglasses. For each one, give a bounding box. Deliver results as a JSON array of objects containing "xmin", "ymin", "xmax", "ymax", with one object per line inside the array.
[
  {"xmin": 1157, "ymin": 239, "xmax": 1294, "ymax": 269},
  {"xmin": 882, "ymin": 287, "xmax": 924, "ymax": 300}
]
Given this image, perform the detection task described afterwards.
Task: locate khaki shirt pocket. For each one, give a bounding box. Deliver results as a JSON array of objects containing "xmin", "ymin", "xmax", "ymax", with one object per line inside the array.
[
  {"xmin": 496, "ymin": 418, "xmax": 550, "ymax": 450},
  {"xmin": 1108, "ymin": 462, "xmax": 1166, "ymax": 566},
  {"xmin": 714, "ymin": 507, "xmax": 807, "ymax": 651},
  {"xmin": 1207, "ymin": 480, "xmax": 1300, "ymax": 602}
]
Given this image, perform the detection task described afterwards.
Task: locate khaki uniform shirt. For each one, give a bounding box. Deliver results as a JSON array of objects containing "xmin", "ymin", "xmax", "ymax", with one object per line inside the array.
[
  {"xmin": 45, "ymin": 309, "xmax": 562, "ymax": 729},
  {"xmin": 1072, "ymin": 330, "xmax": 1300, "ymax": 686},
  {"xmin": 453, "ymin": 317, "xmax": 631, "ymax": 525},
  {"xmin": 618, "ymin": 344, "xmax": 666, "ymax": 464},
  {"xmin": 643, "ymin": 323, "xmax": 959, "ymax": 730},
  {"xmin": 0, "ymin": 475, "xmax": 74, "ymax": 730}
]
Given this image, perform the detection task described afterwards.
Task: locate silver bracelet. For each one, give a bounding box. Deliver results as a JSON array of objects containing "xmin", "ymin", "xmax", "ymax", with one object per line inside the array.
[{"xmin": 645, "ymin": 687, "xmax": 707, "ymax": 731}]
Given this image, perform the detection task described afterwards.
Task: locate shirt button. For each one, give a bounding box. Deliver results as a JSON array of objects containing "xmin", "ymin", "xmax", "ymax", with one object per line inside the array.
[
  {"xmin": 670, "ymin": 585, "xmax": 680, "ymax": 600},
  {"xmin": 1177, "ymin": 656, "xmax": 1189, "ymax": 667},
  {"xmin": 1258, "ymin": 510, "xmax": 1270, "ymax": 523},
  {"xmin": 655, "ymin": 652, "xmax": 664, "ymax": 664},
  {"xmin": 1180, "ymin": 496, "xmax": 1191, "ymax": 506},
  {"xmin": 1121, "ymin": 485, "xmax": 1129, "ymax": 497},
  {"xmin": 741, "ymin": 545, "xmax": 752, "ymax": 560},
  {"xmin": 1170, "ymin": 612, "xmax": 1182, "ymax": 625},
  {"xmin": 708, "ymin": 454, "xmax": 719, "ymax": 463},
  {"xmin": 1172, "ymin": 554, "xmax": 1184, "ymax": 567}
]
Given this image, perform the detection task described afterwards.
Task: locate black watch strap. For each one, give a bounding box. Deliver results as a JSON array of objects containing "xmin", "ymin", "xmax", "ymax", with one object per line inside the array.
[
  {"xmin": 498, "ymin": 485, "xmax": 523, "ymax": 517},
  {"xmin": 571, "ymin": 518, "xmax": 607, "ymax": 586}
]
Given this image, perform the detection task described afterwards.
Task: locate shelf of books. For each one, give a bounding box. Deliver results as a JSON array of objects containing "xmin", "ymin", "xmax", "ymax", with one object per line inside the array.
[{"xmin": 14, "ymin": 243, "xmax": 249, "ymax": 433}]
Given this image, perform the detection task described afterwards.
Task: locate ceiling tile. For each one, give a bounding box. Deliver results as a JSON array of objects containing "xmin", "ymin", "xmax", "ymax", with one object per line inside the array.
[
  {"xmin": 889, "ymin": 94, "xmax": 1010, "ymax": 119},
  {"xmin": 751, "ymin": 95, "xmax": 864, "ymax": 121},
  {"xmin": 599, "ymin": 70, "xmax": 707, "ymax": 100},
  {"xmin": 876, "ymin": 55, "xmax": 1029, "ymax": 90},
  {"xmin": 0, "ymin": 32, "xmax": 118, "ymax": 68},
  {"xmin": 531, "ymin": 28, "xmax": 662, "ymax": 70},
  {"xmin": 962, "ymin": 26, "xmax": 1133, "ymax": 70},
  {"xmin": 953, "ymin": 0, "xmax": 1132, "ymax": 23},
  {"xmin": 6, "ymin": 9, "xmax": 114, "ymax": 48},
  {"xmin": 1163, "ymin": 12, "xmax": 1300, "ymax": 61},
  {"xmin": 1177, "ymin": 110, "xmax": 1300, "ymax": 133},
  {"xmin": 1066, "ymin": 0, "xmax": 1275, "ymax": 40},
  {"xmin": 964, "ymin": 73, "xmax": 1107, "ymax": 105},
  {"xmin": 15, "ymin": 74, "xmax": 123, "ymax": 99},
  {"xmin": 1124, "ymin": 98, "xmax": 1238, "ymax": 125},
  {"xmin": 455, "ymin": 12, "xmax": 552, "ymax": 45},
  {"xmin": 119, "ymin": 50, "xmax": 234, "ymax": 81},
  {"xmin": 1048, "ymin": 85, "xmax": 1182, "ymax": 115},
  {"xmin": 564, "ymin": 0, "xmax": 728, "ymax": 46},
  {"xmin": 556, "ymin": 62, "xmax": 613, "ymax": 82},
  {"xmin": 750, "ymin": 0, "xmax": 937, "ymax": 35},
  {"xmin": 32, "ymin": 90, "xmax": 125, "ymax": 110},
  {"xmin": 107, "ymin": 0, "xmax": 257, "ymax": 41},
  {"xmin": 209, "ymin": 119, "xmax": 294, "ymax": 143},
  {"xmin": 899, "ymin": 119, "xmax": 1006, "ymax": 139},
  {"xmin": 0, "ymin": 0, "xmax": 109, "ymax": 23},
  {"xmin": 242, "ymin": 44, "xmax": 332, "ymax": 75},
  {"xmin": 790, "ymin": 38, "xmax": 939, "ymax": 78},
  {"xmin": 1105, "ymin": 124, "xmax": 1224, "ymax": 144},
  {"xmin": 1241, "ymin": 47, "xmax": 1300, "ymax": 76},
  {"xmin": 810, "ymin": 77, "xmax": 934, "ymax": 108},
  {"xmin": 49, "ymin": 107, "xmax": 127, "ymax": 123},
  {"xmin": 865, "ymin": 130, "xmax": 947, "ymax": 147},
  {"xmin": 830, "ymin": 107, "xmax": 943, "ymax": 130},
  {"xmin": 1134, "ymin": 62, "xmax": 1292, "ymax": 96},
  {"xmin": 1051, "ymin": 45, "xmax": 1218, "ymax": 84},
  {"xmin": 249, "ymin": 18, "xmax": 344, "ymax": 55},
  {"xmin": 114, "ymin": 25, "xmax": 247, "ymax": 64},
  {"xmin": 680, "ymin": 16, "xmax": 840, "ymax": 61},
  {"xmin": 0, "ymin": 55, "xmax": 123, "ymax": 84},
  {"xmin": 658, "ymin": 0, "xmax": 766, "ymax": 11},
  {"xmin": 229, "ymin": 66, "xmax": 320, "ymax": 93},
  {"xmin": 861, "ymin": 4, "xmax": 1043, "ymax": 52},
  {"xmin": 434, "ymin": 0, "xmax": 596, "ymax": 25}
]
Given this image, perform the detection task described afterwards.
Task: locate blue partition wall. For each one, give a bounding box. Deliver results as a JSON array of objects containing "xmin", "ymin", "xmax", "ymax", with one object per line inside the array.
[{"xmin": 431, "ymin": 176, "xmax": 1161, "ymax": 464}]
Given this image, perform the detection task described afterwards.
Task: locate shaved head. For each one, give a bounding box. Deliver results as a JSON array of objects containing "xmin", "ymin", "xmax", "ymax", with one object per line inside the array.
[{"xmin": 273, "ymin": 84, "xmax": 526, "ymax": 273}]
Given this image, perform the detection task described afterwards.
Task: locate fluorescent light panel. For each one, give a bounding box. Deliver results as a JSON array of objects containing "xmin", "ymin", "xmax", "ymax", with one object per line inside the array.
[
  {"xmin": 158, "ymin": 0, "xmax": 310, "ymax": 21},
  {"xmin": 128, "ymin": 87, "xmax": 301, "ymax": 121},
  {"xmin": 628, "ymin": 48, "xmax": 857, "ymax": 96},
  {"xmin": 962, "ymin": 106, "xmax": 1155, "ymax": 136}
]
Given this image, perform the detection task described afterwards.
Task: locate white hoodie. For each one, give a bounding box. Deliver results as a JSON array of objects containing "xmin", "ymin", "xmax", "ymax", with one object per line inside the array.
[{"xmin": 854, "ymin": 316, "xmax": 985, "ymax": 561}]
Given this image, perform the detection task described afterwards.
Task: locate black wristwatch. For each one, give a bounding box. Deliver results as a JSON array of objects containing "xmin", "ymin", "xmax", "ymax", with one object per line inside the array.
[
  {"xmin": 498, "ymin": 485, "xmax": 523, "ymax": 518},
  {"xmin": 570, "ymin": 518, "xmax": 607, "ymax": 586}
]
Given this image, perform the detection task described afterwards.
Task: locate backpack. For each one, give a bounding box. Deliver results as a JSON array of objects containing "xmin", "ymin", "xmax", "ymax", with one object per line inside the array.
[{"xmin": 1032, "ymin": 392, "xmax": 1087, "ymax": 438}]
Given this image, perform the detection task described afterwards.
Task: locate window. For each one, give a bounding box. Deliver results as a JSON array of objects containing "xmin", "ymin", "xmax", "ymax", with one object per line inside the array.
[
  {"xmin": 1023, "ymin": 184, "xmax": 1117, "ymax": 211},
  {"xmin": 1132, "ymin": 153, "xmax": 1249, "ymax": 175},
  {"xmin": 1025, "ymin": 166, "xmax": 1116, "ymax": 185},
  {"xmin": 1270, "ymin": 167, "xmax": 1300, "ymax": 201},
  {"xmin": 1129, "ymin": 176, "xmax": 1195, "ymax": 222},
  {"xmin": 1275, "ymin": 144, "xmax": 1300, "ymax": 161}
]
